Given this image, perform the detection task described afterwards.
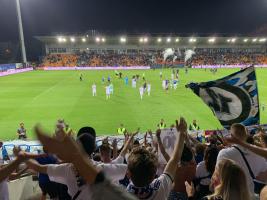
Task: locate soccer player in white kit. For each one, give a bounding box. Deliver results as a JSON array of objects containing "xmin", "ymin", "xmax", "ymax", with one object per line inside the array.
[
  {"xmin": 162, "ymin": 80, "xmax": 166, "ymax": 90},
  {"xmin": 147, "ymin": 83, "xmax": 151, "ymax": 96},
  {"xmin": 139, "ymin": 86, "xmax": 144, "ymax": 100},
  {"xmin": 92, "ymin": 83, "xmax": 97, "ymax": 96},
  {"xmin": 105, "ymin": 85, "xmax": 111, "ymax": 100},
  {"xmin": 132, "ymin": 78, "xmax": 136, "ymax": 88}
]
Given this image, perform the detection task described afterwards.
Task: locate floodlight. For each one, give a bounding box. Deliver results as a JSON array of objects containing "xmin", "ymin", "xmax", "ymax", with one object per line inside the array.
[
  {"xmin": 82, "ymin": 38, "xmax": 86, "ymax": 42},
  {"xmin": 102, "ymin": 38, "xmax": 106, "ymax": 42},
  {"xmin": 96, "ymin": 37, "xmax": 101, "ymax": 42},
  {"xmin": 166, "ymin": 38, "xmax": 171, "ymax": 43},
  {"xmin": 86, "ymin": 48, "xmax": 89, "ymax": 50},
  {"xmin": 227, "ymin": 39, "xmax": 231, "ymax": 42},
  {"xmin": 70, "ymin": 37, "xmax": 75, "ymax": 42},
  {"xmin": 252, "ymin": 38, "xmax": 257, "ymax": 42},
  {"xmin": 175, "ymin": 38, "xmax": 179, "ymax": 42},
  {"xmin": 144, "ymin": 37, "xmax": 148, "ymax": 43},
  {"xmin": 231, "ymin": 38, "xmax": 236, "ymax": 43},
  {"xmin": 189, "ymin": 38, "xmax": 196, "ymax": 43},
  {"xmin": 139, "ymin": 38, "xmax": 144, "ymax": 43},
  {"xmin": 120, "ymin": 37, "xmax": 127, "ymax": 43},
  {"xmin": 243, "ymin": 38, "xmax": 248, "ymax": 42},
  {"xmin": 259, "ymin": 38, "xmax": 267, "ymax": 42},
  {"xmin": 208, "ymin": 38, "xmax": 216, "ymax": 43},
  {"xmin": 157, "ymin": 38, "xmax": 162, "ymax": 42},
  {"xmin": 57, "ymin": 37, "xmax": 63, "ymax": 43}
]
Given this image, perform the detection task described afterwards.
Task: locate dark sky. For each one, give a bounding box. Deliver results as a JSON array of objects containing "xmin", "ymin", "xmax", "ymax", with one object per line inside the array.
[{"xmin": 0, "ymin": 0, "xmax": 267, "ymax": 41}]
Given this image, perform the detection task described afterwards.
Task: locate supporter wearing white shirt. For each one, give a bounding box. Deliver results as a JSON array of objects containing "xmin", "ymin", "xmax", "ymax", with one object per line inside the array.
[
  {"xmin": 27, "ymin": 129, "xmax": 134, "ymax": 199},
  {"xmin": 126, "ymin": 118, "xmax": 187, "ymax": 200},
  {"xmin": 47, "ymin": 162, "xmax": 127, "ymax": 199},
  {"xmin": 216, "ymin": 123, "xmax": 267, "ymax": 194},
  {"xmin": 127, "ymin": 173, "xmax": 172, "ymax": 200}
]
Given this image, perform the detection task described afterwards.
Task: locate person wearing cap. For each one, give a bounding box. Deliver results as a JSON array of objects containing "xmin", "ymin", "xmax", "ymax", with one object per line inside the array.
[{"xmin": 117, "ymin": 124, "xmax": 126, "ymax": 135}]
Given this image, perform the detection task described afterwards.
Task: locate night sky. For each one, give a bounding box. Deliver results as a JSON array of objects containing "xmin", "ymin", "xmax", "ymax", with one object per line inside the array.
[{"xmin": 0, "ymin": 0, "xmax": 267, "ymax": 41}]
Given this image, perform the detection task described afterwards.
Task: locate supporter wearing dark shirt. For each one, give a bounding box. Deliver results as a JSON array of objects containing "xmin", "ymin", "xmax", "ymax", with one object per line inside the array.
[{"xmin": 36, "ymin": 155, "xmax": 71, "ymax": 200}]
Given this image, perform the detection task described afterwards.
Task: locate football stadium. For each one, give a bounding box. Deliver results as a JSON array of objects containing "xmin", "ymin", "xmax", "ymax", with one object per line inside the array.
[{"xmin": 1, "ymin": 0, "xmax": 267, "ymax": 200}]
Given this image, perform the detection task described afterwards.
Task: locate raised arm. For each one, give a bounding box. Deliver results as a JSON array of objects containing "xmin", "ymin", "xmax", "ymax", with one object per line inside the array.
[
  {"xmin": 226, "ymin": 136, "xmax": 267, "ymax": 158},
  {"xmin": 0, "ymin": 152, "xmax": 27, "ymax": 182},
  {"xmin": 119, "ymin": 131, "xmax": 138, "ymax": 158},
  {"xmin": 35, "ymin": 125, "xmax": 99, "ymax": 184},
  {"xmin": 163, "ymin": 117, "xmax": 186, "ymax": 178}
]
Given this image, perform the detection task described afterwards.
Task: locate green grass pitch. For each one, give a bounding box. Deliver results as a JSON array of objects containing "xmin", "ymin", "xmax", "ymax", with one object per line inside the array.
[{"xmin": 0, "ymin": 68, "xmax": 266, "ymax": 140}]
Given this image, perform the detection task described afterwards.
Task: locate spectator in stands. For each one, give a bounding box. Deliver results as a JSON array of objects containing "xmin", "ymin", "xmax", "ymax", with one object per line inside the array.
[
  {"xmin": 126, "ymin": 117, "xmax": 187, "ymax": 200},
  {"xmin": 17, "ymin": 122, "xmax": 27, "ymax": 140},
  {"xmin": 33, "ymin": 125, "xmax": 137, "ymax": 200},
  {"xmin": 27, "ymin": 126, "xmax": 133, "ymax": 199},
  {"xmin": 186, "ymin": 159, "xmax": 251, "ymax": 200},
  {"xmin": 216, "ymin": 123, "xmax": 267, "ymax": 195},
  {"xmin": 99, "ymin": 144, "xmax": 112, "ymax": 163},
  {"xmin": 34, "ymin": 150, "xmax": 71, "ymax": 200},
  {"xmin": 195, "ymin": 143, "xmax": 206, "ymax": 164},
  {"xmin": 0, "ymin": 150, "xmax": 28, "ymax": 200},
  {"xmin": 157, "ymin": 129, "xmax": 196, "ymax": 200},
  {"xmin": 195, "ymin": 146, "xmax": 219, "ymax": 199}
]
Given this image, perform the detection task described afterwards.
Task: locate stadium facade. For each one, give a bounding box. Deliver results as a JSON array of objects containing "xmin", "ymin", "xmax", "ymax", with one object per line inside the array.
[{"xmin": 36, "ymin": 35, "xmax": 267, "ymax": 55}]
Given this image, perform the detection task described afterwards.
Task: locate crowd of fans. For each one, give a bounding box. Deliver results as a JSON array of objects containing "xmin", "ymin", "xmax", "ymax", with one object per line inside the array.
[
  {"xmin": 2, "ymin": 118, "xmax": 267, "ymax": 200},
  {"xmin": 41, "ymin": 49, "xmax": 267, "ymax": 67}
]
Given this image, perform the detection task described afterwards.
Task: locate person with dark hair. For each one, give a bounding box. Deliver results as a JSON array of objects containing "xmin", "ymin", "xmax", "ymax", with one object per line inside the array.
[
  {"xmin": 195, "ymin": 144, "xmax": 206, "ymax": 164},
  {"xmin": 17, "ymin": 122, "xmax": 27, "ymax": 140},
  {"xmin": 127, "ymin": 117, "xmax": 187, "ymax": 200},
  {"xmin": 26, "ymin": 127, "xmax": 130, "ymax": 200},
  {"xmin": 195, "ymin": 146, "xmax": 219, "ymax": 199},
  {"xmin": 169, "ymin": 145, "xmax": 196, "ymax": 200},
  {"xmin": 99, "ymin": 144, "xmax": 112, "ymax": 163},
  {"xmin": 157, "ymin": 128, "xmax": 196, "ymax": 200}
]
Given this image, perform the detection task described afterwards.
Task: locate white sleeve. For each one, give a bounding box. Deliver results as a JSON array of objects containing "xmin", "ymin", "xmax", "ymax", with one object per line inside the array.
[
  {"xmin": 196, "ymin": 164, "xmax": 201, "ymax": 178},
  {"xmin": 111, "ymin": 156, "xmax": 124, "ymax": 164},
  {"xmin": 47, "ymin": 163, "xmax": 73, "ymax": 185},
  {"xmin": 157, "ymin": 173, "xmax": 173, "ymax": 197},
  {"xmin": 216, "ymin": 149, "xmax": 229, "ymax": 167},
  {"xmin": 98, "ymin": 164, "xmax": 127, "ymax": 181}
]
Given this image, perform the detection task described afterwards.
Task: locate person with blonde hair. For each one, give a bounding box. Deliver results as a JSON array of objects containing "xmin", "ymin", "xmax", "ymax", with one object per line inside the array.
[
  {"xmin": 185, "ymin": 159, "xmax": 251, "ymax": 200},
  {"xmin": 208, "ymin": 159, "xmax": 251, "ymax": 200}
]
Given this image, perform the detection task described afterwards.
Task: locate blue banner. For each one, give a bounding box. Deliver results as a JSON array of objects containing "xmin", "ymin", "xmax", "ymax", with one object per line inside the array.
[{"xmin": 187, "ymin": 67, "xmax": 259, "ymax": 128}]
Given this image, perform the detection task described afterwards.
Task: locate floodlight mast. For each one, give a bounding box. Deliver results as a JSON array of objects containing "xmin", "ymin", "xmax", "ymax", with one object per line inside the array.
[{"xmin": 15, "ymin": 0, "xmax": 27, "ymax": 65}]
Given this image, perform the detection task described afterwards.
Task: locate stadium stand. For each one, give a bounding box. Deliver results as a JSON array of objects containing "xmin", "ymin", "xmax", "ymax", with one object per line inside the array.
[
  {"xmin": 41, "ymin": 50, "xmax": 267, "ymax": 67},
  {"xmin": 1, "ymin": 121, "xmax": 267, "ymax": 200}
]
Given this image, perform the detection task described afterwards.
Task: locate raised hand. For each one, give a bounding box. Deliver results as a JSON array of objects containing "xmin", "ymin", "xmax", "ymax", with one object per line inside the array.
[
  {"xmin": 185, "ymin": 181, "xmax": 195, "ymax": 198},
  {"xmin": 35, "ymin": 125, "xmax": 81, "ymax": 162},
  {"xmin": 176, "ymin": 117, "xmax": 187, "ymax": 134}
]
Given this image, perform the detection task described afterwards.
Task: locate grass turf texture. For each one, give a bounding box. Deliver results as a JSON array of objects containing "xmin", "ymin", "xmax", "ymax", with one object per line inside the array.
[{"xmin": 0, "ymin": 68, "xmax": 266, "ymax": 140}]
